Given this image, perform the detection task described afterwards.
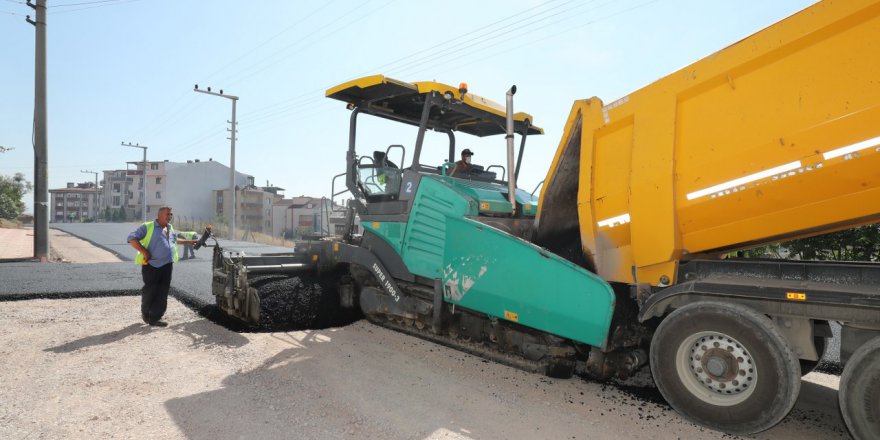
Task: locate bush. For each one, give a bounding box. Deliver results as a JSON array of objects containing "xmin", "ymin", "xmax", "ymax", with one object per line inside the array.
[{"xmin": 0, "ymin": 173, "xmax": 32, "ymax": 220}]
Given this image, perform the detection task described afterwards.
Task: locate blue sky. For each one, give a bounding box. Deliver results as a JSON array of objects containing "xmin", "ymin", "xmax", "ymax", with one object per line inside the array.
[{"xmin": 0, "ymin": 0, "xmax": 816, "ymax": 213}]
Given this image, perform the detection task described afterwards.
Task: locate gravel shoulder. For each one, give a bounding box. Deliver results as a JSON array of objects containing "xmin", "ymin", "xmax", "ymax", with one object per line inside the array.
[{"xmin": 0, "ymin": 296, "xmax": 850, "ymax": 440}]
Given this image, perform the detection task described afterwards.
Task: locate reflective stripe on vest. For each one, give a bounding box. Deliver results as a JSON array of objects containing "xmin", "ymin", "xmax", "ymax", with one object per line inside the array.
[{"xmin": 134, "ymin": 221, "xmax": 179, "ymax": 264}]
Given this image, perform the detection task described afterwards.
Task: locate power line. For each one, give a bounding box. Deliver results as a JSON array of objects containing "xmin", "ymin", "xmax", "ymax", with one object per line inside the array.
[
  {"xmin": 215, "ymin": 0, "xmax": 381, "ymax": 87},
  {"xmin": 367, "ymin": 0, "xmax": 575, "ymax": 76},
  {"xmin": 145, "ymin": 1, "xmax": 390, "ymax": 156},
  {"xmin": 236, "ymin": 0, "xmax": 579, "ymax": 121},
  {"xmin": 407, "ymin": 0, "xmax": 660, "ymax": 80},
  {"xmin": 239, "ymin": 0, "xmax": 659, "ymax": 137},
  {"xmin": 163, "ymin": 123, "xmax": 228, "ymax": 160},
  {"xmin": 387, "ymin": 0, "xmax": 601, "ymax": 77},
  {"xmin": 137, "ymin": 1, "xmax": 352, "ymax": 148},
  {"xmin": 52, "ymin": 0, "xmax": 144, "ymax": 15},
  {"xmin": 199, "ymin": 0, "xmax": 340, "ymax": 85},
  {"xmin": 52, "ymin": 0, "xmax": 128, "ymax": 7},
  {"xmin": 219, "ymin": 0, "xmax": 401, "ymax": 88},
  {"xmin": 250, "ymin": 0, "xmax": 629, "ymax": 120},
  {"xmin": 1, "ymin": 9, "xmax": 25, "ymax": 15},
  {"xmin": 135, "ymin": 96, "xmax": 209, "ymax": 143}
]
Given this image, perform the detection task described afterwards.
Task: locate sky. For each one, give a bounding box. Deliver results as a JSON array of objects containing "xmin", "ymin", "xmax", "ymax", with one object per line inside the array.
[{"xmin": 0, "ymin": 0, "xmax": 817, "ymax": 214}]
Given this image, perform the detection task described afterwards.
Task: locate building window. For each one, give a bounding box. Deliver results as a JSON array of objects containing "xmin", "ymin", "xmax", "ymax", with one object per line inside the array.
[
  {"xmin": 299, "ymin": 215, "xmax": 313, "ymax": 227},
  {"xmin": 155, "ymin": 177, "xmax": 162, "ymax": 184},
  {"xmin": 156, "ymin": 191, "xmax": 161, "ymax": 199},
  {"xmin": 113, "ymin": 183, "xmax": 120, "ymax": 192},
  {"xmin": 112, "ymin": 196, "xmax": 120, "ymax": 205},
  {"xmin": 150, "ymin": 163, "xmax": 159, "ymax": 170}
]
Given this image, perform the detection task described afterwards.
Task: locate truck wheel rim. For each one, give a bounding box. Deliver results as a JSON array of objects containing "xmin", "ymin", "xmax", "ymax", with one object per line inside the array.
[{"xmin": 675, "ymin": 331, "xmax": 757, "ymax": 406}]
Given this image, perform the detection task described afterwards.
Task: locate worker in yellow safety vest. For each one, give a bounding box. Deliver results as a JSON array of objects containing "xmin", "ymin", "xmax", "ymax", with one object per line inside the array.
[
  {"xmin": 177, "ymin": 230, "xmax": 199, "ymax": 260},
  {"xmin": 126, "ymin": 207, "xmax": 197, "ymax": 327}
]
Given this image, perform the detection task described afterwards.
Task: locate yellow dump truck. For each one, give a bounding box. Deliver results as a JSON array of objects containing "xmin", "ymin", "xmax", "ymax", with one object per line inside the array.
[{"xmin": 536, "ymin": 0, "xmax": 880, "ymax": 437}]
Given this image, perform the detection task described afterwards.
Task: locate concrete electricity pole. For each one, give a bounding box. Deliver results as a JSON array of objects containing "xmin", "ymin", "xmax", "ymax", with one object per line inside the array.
[
  {"xmin": 194, "ymin": 85, "xmax": 239, "ymax": 240},
  {"xmin": 121, "ymin": 142, "xmax": 148, "ymax": 222},
  {"xmin": 26, "ymin": 0, "xmax": 48, "ymax": 262},
  {"xmin": 80, "ymin": 170, "xmax": 99, "ymax": 221}
]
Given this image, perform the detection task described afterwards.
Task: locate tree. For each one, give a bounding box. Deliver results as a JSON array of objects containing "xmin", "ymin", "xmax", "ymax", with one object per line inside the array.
[
  {"xmin": 0, "ymin": 173, "xmax": 32, "ymax": 220},
  {"xmin": 117, "ymin": 207, "xmax": 127, "ymax": 222},
  {"xmin": 740, "ymin": 225, "xmax": 880, "ymax": 262}
]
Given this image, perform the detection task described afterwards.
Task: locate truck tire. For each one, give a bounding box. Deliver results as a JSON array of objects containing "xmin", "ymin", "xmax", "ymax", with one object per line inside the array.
[
  {"xmin": 839, "ymin": 335, "xmax": 880, "ymax": 440},
  {"xmin": 649, "ymin": 302, "xmax": 801, "ymax": 435}
]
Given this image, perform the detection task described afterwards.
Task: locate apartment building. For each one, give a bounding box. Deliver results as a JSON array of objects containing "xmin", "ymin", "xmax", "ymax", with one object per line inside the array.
[
  {"xmin": 49, "ymin": 182, "xmax": 102, "ymax": 223},
  {"xmin": 270, "ymin": 196, "xmax": 331, "ymax": 238},
  {"xmin": 214, "ymin": 184, "xmax": 283, "ymax": 235}
]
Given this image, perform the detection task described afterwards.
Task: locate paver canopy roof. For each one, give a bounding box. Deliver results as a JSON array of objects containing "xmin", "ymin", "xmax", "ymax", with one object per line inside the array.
[{"xmin": 326, "ymin": 75, "xmax": 543, "ymax": 138}]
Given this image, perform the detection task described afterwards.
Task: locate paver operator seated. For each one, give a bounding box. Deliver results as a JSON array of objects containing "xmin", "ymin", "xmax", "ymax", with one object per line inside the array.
[{"xmin": 449, "ymin": 148, "xmax": 475, "ymax": 178}]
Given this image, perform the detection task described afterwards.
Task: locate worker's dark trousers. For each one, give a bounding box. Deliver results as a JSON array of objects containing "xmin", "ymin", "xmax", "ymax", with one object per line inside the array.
[{"xmin": 141, "ymin": 263, "xmax": 173, "ymax": 324}]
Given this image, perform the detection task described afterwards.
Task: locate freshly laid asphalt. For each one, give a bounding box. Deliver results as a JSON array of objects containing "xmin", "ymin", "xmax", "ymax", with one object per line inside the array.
[{"xmin": 0, "ymin": 223, "xmax": 294, "ymax": 311}]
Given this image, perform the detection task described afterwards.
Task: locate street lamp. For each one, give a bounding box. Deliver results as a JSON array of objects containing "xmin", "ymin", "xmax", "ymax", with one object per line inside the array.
[
  {"xmin": 194, "ymin": 84, "xmax": 239, "ymax": 240},
  {"xmin": 121, "ymin": 142, "xmax": 147, "ymax": 222},
  {"xmin": 80, "ymin": 169, "xmax": 99, "ymax": 222}
]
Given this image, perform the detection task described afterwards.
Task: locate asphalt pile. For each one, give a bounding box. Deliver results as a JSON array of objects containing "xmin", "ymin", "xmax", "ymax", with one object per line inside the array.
[{"xmin": 225, "ymin": 274, "xmax": 361, "ymax": 333}]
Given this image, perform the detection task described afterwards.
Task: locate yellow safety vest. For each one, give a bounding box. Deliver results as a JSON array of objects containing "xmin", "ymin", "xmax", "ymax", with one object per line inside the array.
[
  {"xmin": 134, "ymin": 221, "xmax": 179, "ymax": 265},
  {"xmin": 180, "ymin": 231, "xmax": 198, "ymax": 240}
]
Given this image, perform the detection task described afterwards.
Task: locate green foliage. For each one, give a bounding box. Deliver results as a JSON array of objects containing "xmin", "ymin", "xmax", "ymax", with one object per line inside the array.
[
  {"xmin": 0, "ymin": 173, "xmax": 32, "ymax": 220},
  {"xmin": 741, "ymin": 225, "xmax": 880, "ymax": 262}
]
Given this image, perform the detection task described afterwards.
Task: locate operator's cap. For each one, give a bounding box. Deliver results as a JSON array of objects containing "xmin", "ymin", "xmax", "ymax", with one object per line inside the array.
[{"xmin": 461, "ymin": 148, "xmax": 474, "ymax": 156}]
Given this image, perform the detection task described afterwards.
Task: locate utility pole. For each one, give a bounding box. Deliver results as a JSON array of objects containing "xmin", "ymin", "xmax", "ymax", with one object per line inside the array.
[
  {"xmin": 80, "ymin": 170, "xmax": 99, "ymax": 222},
  {"xmin": 26, "ymin": 0, "xmax": 48, "ymax": 262},
  {"xmin": 194, "ymin": 84, "xmax": 238, "ymax": 240},
  {"xmin": 121, "ymin": 142, "xmax": 148, "ymax": 222}
]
